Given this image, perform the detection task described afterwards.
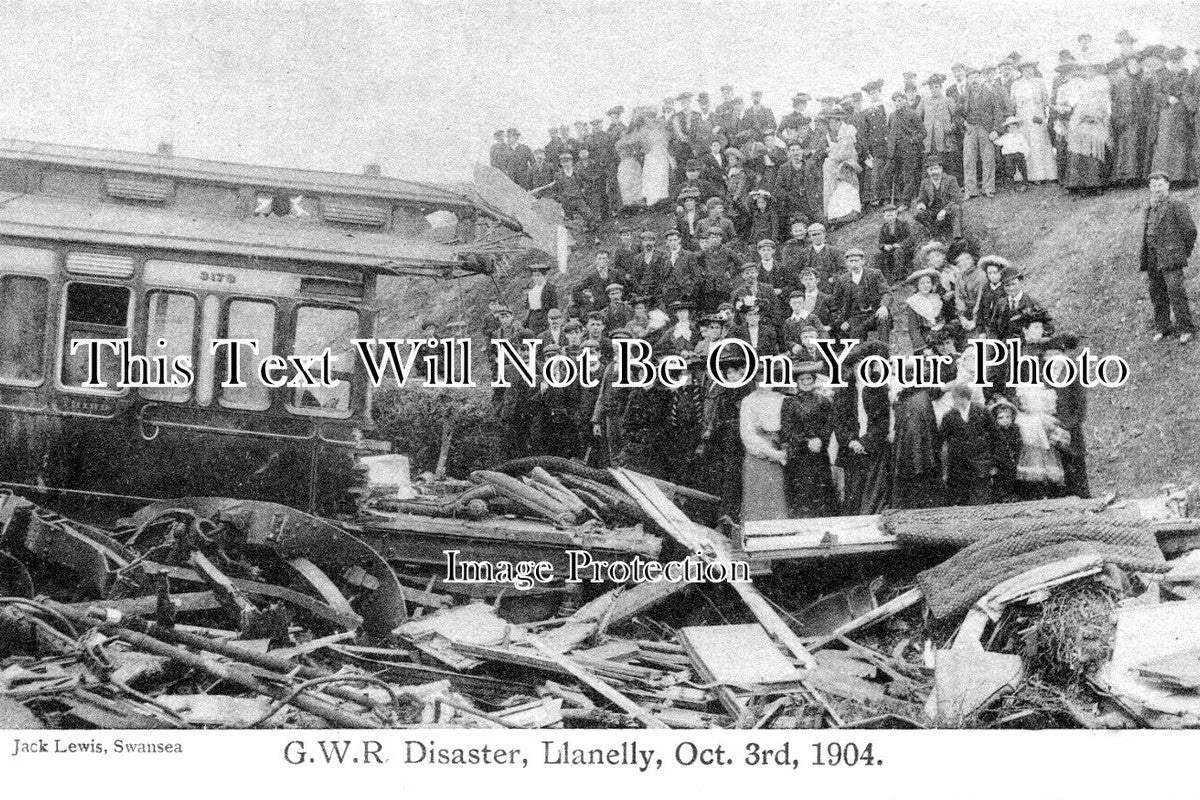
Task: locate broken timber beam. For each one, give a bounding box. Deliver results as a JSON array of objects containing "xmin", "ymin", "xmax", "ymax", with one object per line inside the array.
[
  {"xmin": 611, "ymin": 468, "xmax": 817, "ymax": 670},
  {"xmin": 525, "ymin": 633, "xmax": 669, "ymax": 729}
]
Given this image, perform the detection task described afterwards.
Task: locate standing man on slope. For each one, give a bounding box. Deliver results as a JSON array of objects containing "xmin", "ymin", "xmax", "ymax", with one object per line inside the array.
[{"xmin": 1140, "ymin": 170, "xmax": 1197, "ymax": 344}]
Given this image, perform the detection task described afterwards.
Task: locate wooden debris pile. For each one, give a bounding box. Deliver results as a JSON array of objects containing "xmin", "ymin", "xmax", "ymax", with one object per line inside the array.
[{"xmin": 3, "ymin": 475, "xmax": 1200, "ymax": 729}]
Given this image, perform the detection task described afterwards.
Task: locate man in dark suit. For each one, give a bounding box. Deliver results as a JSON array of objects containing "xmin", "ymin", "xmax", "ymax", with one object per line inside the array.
[
  {"xmin": 506, "ymin": 129, "xmax": 534, "ymax": 188},
  {"xmin": 1140, "ymin": 171, "xmax": 1198, "ymax": 343},
  {"xmin": 729, "ymin": 262, "xmax": 781, "ymax": 329},
  {"xmin": 796, "ymin": 222, "xmax": 844, "ymax": 291},
  {"xmin": 489, "ymin": 304, "xmax": 535, "ymax": 414},
  {"xmin": 610, "ymin": 225, "xmax": 638, "ymax": 274},
  {"xmin": 858, "ymin": 79, "xmax": 890, "ymax": 207},
  {"xmin": 913, "ymin": 156, "xmax": 963, "ymax": 242},
  {"xmin": 659, "ymin": 229, "xmax": 699, "ymax": 308},
  {"xmin": 632, "ymin": 229, "xmax": 668, "ymax": 301},
  {"xmin": 830, "ymin": 249, "xmax": 892, "ymax": 342},
  {"xmin": 940, "ymin": 382, "xmax": 996, "ymax": 505},
  {"xmin": 945, "ymin": 63, "xmax": 969, "ymax": 184},
  {"xmin": 552, "ymin": 152, "xmax": 597, "ymax": 236},
  {"xmin": 773, "ymin": 141, "xmax": 814, "ymax": 226},
  {"xmin": 751, "ymin": 238, "xmax": 799, "ymax": 302},
  {"xmin": 572, "ymin": 249, "xmax": 629, "ymax": 312},
  {"xmin": 695, "ymin": 228, "xmax": 739, "ymax": 313},
  {"xmin": 887, "ymin": 89, "xmax": 926, "ymax": 204},
  {"xmin": 490, "ymin": 130, "xmax": 514, "ymax": 178},
  {"xmin": 779, "ymin": 93, "xmax": 812, "ymax": 132},
  {"xmin": 1043, "ymin": 334, "xmax": 1090, "ymax": 498},
  {"xmin": 537, "ymin": 307, "xmax": 568, "ymax": 349},
  {"xmin": 876, "ymin": 203, "xmax": 918, "ymax": 280},
  {"xmin": 525, "ymin": 149, "xmax": 556, "ymax": 191},
  {"xmin": 543, "ymin": 127, "xmax": 567, "ymax": 167},
  {"xmin": 989, "ymin": 265, "xmax": 1050, "ymax": 342},
  {"xmin": 744, "ymin": 90, "xmax": 777, "ymax": 134},
  {"xmin": 959, "ymin": 66, "xmax": 1005, "ymax": 198}
]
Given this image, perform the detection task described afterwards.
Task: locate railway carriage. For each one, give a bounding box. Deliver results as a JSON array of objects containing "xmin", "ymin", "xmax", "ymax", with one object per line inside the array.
[{"xmin": 0, "ymin": 139, "xmax": 527, "ymax": 515}]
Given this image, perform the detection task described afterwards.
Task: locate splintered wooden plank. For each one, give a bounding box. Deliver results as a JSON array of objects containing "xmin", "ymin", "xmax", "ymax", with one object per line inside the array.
[
  {"xmin": 612, "ymin": 468, "xmax": 817, "ymax": 670},
  {"xmin": 524, "ymin": 634, "xmax": 669, "ymax": 729}
]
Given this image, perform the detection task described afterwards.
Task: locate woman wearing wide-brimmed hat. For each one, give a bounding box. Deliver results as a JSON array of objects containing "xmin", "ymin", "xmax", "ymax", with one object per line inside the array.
[
  {"xmin": 747, "ymin": 189, "xmax": 780, "ymax": 246},
  {"xmin": 1057, "ymin": 62, "xmax": 1112, "ymax": 192},
  {"xmin": 1009, "ymin": 60, "xmax": 1057, "ymax": 183},
  {"xmin": 904, "ymin": 267, "xmax": 956, "ymax": 353},
  {"xmin": 781, "ymin": 360, "xmax": 838, "ymax": 517}
]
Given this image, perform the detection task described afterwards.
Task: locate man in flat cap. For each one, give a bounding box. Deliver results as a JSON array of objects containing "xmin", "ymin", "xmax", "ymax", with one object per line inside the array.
[
  {"xmin": 796, "ymin": 222, "xmax": 844, "ymax": 292},
  {"xmin": 945, "ymin": 64, "xmax": 969, "ymax": 183},
  {"xmin": 830, "ymin": 247, "xmax": 891, "ymax": 346},
  {"xmin": 716, "ymin": 96, "xmax": 748, "ymax": 141},
  {"xmin": 715, "ymin": 84, "xmax": 736, "ymax": 117},
  {"xmin": 914, "ymin": 155, "xmax": 963, "ymax": 241},
  {"xmin": 858, "ymin": 79, "xmax": 890, "ymax": 206},
  {"xmin": 632, "ymin": 229, "xmax": 668, "ymax": 301},
  {"xmin": 694, "ymin": 92, "xmax": 717, "ymax": 151},
  {"xmin": 490, "ymin": 129, "xmax": 513, "ymax": 177},
  {"xmin": 888, "ymin": 86, "xmax": 927, "ymax": 204},
  {"xmin": 1141, "ymin": 170, "xmax": 1197, "ymax": 343},
  {"xmin": 876, "ymin": 202, "xmax": 917, "ymax": 280},
  {"xmin": 775, "ymin": 139, "xmax": 816, "ymax": 224},
  {"xmin": 525, "ymin": 148, "xmax": 556, "ymax": 191},
  {"xmin": 544, "ymin": 126, "xmax": 567, "ymax": 166},
  {"xmin": 745, "ymin": 89, "xmax": 777, "ymax": 134},
  {"xmin": 695, "ymin": 226, "xmax": 740, "ymax": 313},
  {"xmin": 961, "ymin": 65, "xmax": 1005, "ymax": 199},
  {"xmin": 489, "ymin": 304, "xmax": 535, "ymax": 420},
  {"xmin": 575, "ymin": 146, "xmax": 607, "ymax": 224},
  {"xmin": 553, "ymin": 152, "xmax": 598, "ymax": 238},
  {"xmin": 671, "ymin": 92, "xmax": 700, "ymax": 159},
  {"xmin": 659, "ymin": 228, "xmax": 700, "ymax": 308},
  {"xmin": 506, "ymin": 128, "xmax": 533, "ymax": 188},
  {"xmin": 780, "ymin": 93, "xmax": 813, "ymax": 133}
]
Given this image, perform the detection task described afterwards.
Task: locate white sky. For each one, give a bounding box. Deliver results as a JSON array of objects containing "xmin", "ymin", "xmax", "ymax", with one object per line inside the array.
[{"xmin": 1, "ymin": 0, "xmax": 1196, "ymax": 183}]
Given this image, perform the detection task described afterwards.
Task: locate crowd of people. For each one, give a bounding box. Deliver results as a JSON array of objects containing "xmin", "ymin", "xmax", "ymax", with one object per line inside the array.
[
  {"xmin": 464, "ymin": 29, "xmax": 1200, "ymax": 524},
  {"xmin": 478, "ymin": 231, "xmax": 1097, "ymax": 523},
  {"xmin": 489, "ymin": 30, "xmax": 1200, "ymax": 244}
]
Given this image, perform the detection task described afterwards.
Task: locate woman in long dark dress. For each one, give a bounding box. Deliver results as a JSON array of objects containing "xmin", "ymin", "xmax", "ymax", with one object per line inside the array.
[
  {"xmin": 1059, "ymin": 63, "xmax": 1112, "ymax": 193},
  {"xmin": 890, "ymin": 385, "xmax": 944, "ymax": 508},
  {"xmin": 833, "ymin": 340, "xmax": 892, "ymax": 515},
  {"xmin": 781, "ymin": 360, "xmax": 837, "ymax": 517}
]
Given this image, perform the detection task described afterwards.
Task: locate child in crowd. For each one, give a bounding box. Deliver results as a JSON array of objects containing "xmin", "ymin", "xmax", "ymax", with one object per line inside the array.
[
  {"xmin": 989, "ymin": 398, "xmax": 1023, "ymax": 502},
  {"xmin": 996, "ymin": 116, "xmax": 1030, "ymax": 192}
]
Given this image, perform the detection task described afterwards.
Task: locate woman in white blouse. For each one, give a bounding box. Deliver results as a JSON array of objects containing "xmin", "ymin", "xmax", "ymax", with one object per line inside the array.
[{"xmin": 739, "ymin": 368, "xmax": 789, "ymax": 520}]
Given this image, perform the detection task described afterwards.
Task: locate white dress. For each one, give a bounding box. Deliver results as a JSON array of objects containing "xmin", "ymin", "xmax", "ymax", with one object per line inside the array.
[
  {"xmin": 1014, "ymin": 382, "xmax": 1064, "ymax": 485},
  {"xmin": 1011, "ymin": 77, "xmax": 1057, "ymax": 181},
  {"xmin": 639, "ymin": 120, "xmax": 672, "ymax": 206},
  {"xmin": 615, "ymin": 139, "xmax": 644, "ymax": 208}
]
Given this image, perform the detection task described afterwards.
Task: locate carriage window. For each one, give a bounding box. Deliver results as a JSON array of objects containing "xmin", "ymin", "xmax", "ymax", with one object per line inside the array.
[
  {"xmin": 219, "ymin": 299, "xmax": 275, "ymax": 411},
  {"xmin": 141, "ymin": 291, "xmax": 196, "ymax": 403},
  {"xmin": 60, "ymin": 283, "xmax": 131, "ymax": 391},
  {"xmin": 0, "ymin": 277, "xmax": 48, "ymax": 384},
  {"xmin": 287, "ymin": 305, "xmax": 357, "ymax": 417}
]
